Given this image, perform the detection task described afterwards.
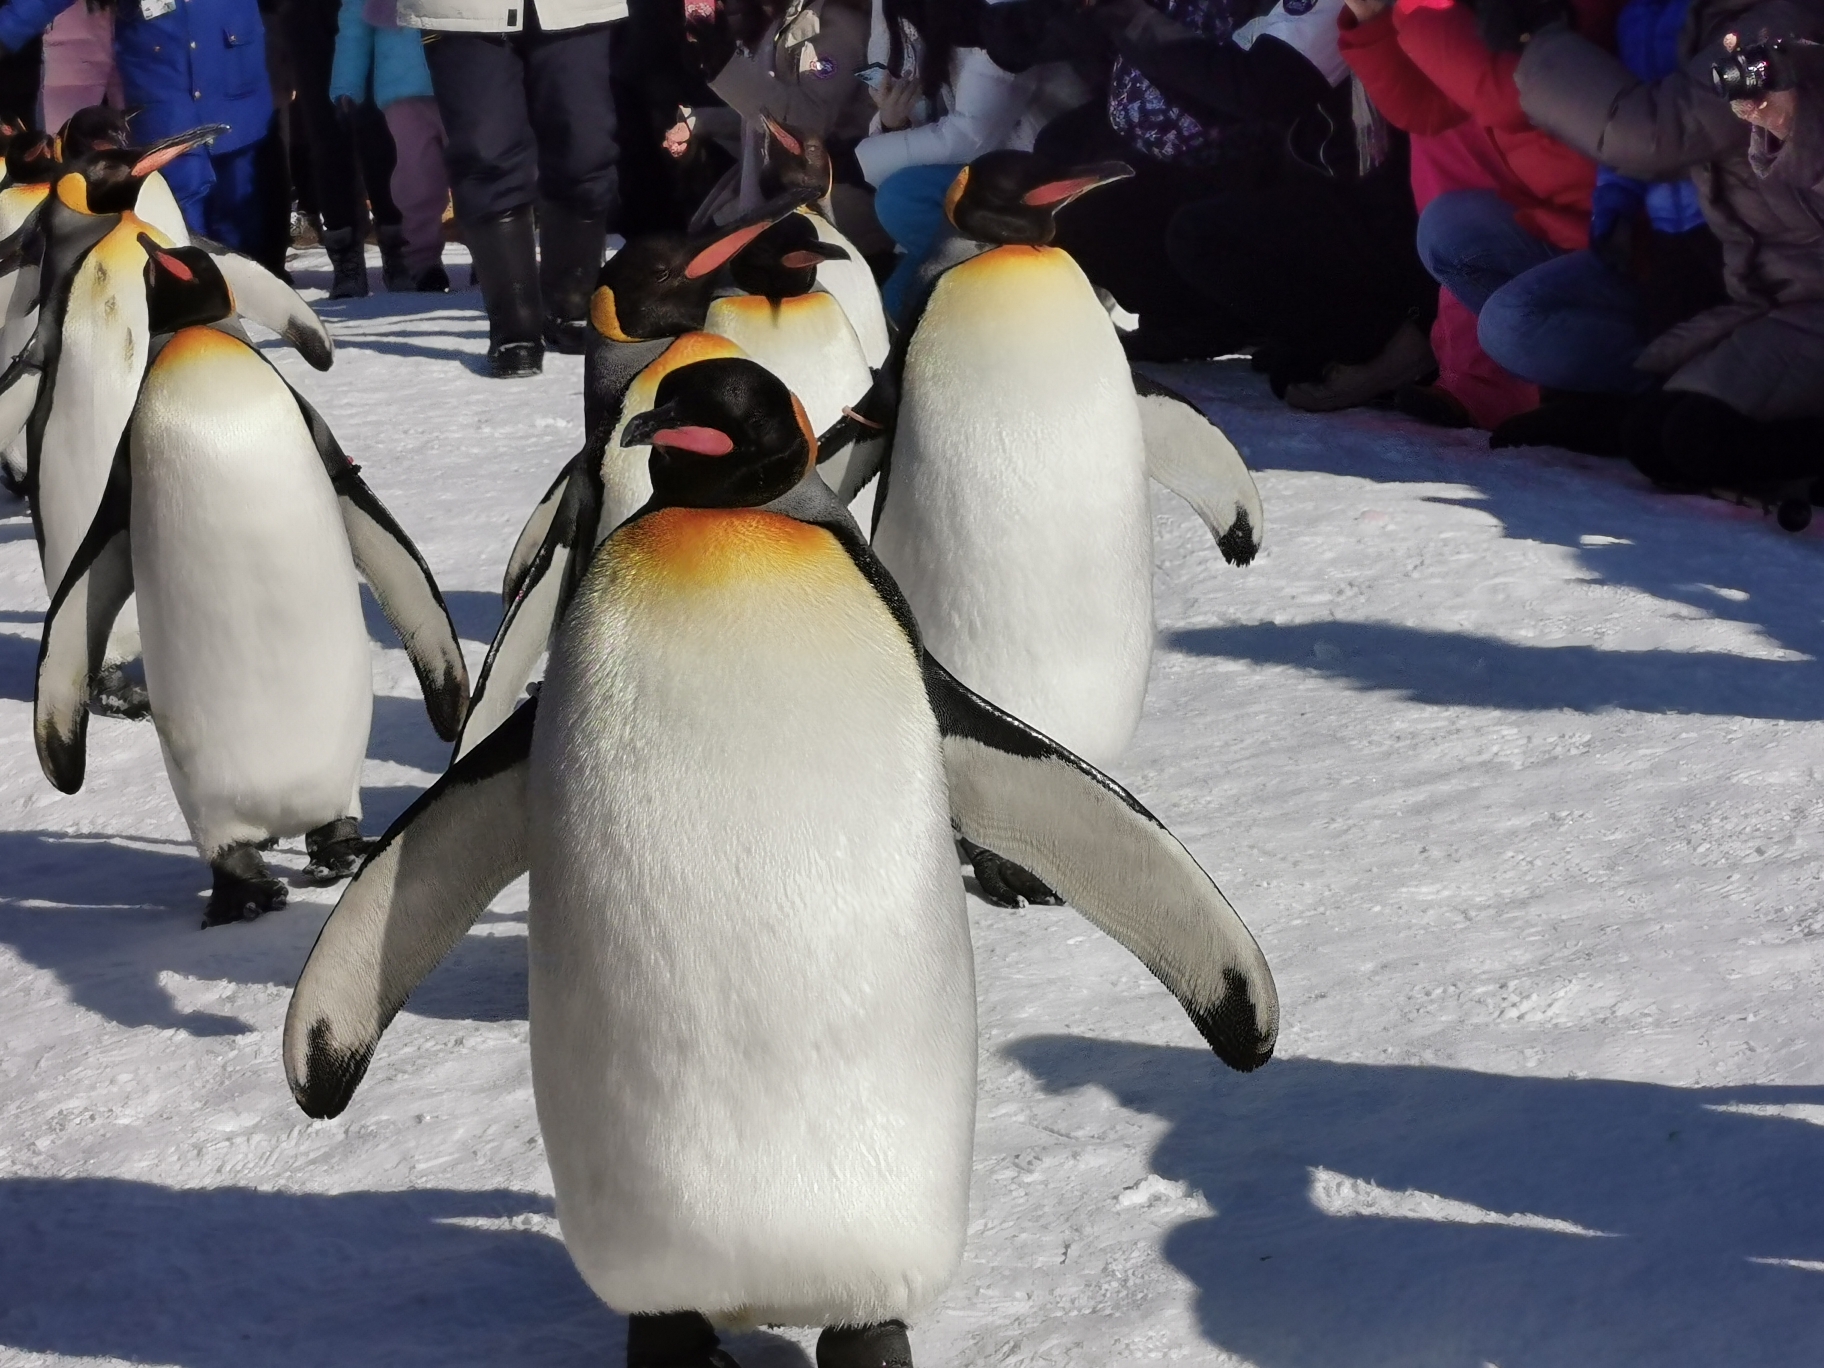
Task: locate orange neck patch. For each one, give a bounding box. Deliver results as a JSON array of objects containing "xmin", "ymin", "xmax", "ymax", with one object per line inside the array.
[
  {"xmin": 590, "ymin": 286, "xmax": 636, "ymax": 343},
  {"xmin": 614, "ymin": 506, "xmax": 837, "ymax": 591}
]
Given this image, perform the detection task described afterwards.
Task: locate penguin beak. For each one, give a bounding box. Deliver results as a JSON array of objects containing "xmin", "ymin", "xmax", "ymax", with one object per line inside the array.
[
  {"xmin": 621, "ymin": 404, "xmax": 736, "ymax": 456},
  {"xmin": 1021, "ymin": 161, "xmax": 1134, "ymax": 208},
  {"xmin": 780, "ymin": 240, "xmax": 849, "ymax": 270},
  {"xmin": 683, "ymin": 187, "xmax": 820, "ymax": 279},
  {"xmin": 761, "ymin": 115, "xmax": 803, "ymax": 158},
  {"xmin": 130, "ymin": 124, "xmax": 230, "ymax": 178}
]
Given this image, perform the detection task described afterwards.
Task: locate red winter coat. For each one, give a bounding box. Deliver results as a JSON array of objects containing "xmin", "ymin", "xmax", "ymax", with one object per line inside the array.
[{"xmin": 1339, "ymin": 0, "xmax": 1620, "ymax": 249}]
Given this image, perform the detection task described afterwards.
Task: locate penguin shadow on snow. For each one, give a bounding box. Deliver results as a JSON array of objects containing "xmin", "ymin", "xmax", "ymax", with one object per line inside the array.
[
  {"xmin": 0, "ymin": 618, "xmax": 42, "ymax": 701},
  {"xmin": 279, "ymin": 275, "xmax": 516, "ymax": 371},
  {"xmin": 0, "ymin": 1176, "xmax": 817, "ymax": 1368},
  {"xmin": 1153, "ymin": 360, "xmax": 1824, "ymax": 722},
  {"xmin": 1011, "ymin": 1035, "xmax": 1824, "ymax": 1367},
  {"xmin": 0, "ymin": 828, "xmax": 531, "ymax": 1034}
]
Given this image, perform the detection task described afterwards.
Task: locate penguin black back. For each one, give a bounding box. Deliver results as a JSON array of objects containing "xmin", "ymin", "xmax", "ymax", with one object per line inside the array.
[
  {"xmin": 620, "ymin": 357, "xmax": 815, "ymax": 510},
  {"xmin": 943, "ymin": 150, "xmax": 1134, "ymax": 247}
]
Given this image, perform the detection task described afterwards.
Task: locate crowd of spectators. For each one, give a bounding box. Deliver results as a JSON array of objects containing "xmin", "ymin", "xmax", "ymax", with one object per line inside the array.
[{"xmin": 0, "ymin": 0, "xmax": 1816, "ymax": 489}]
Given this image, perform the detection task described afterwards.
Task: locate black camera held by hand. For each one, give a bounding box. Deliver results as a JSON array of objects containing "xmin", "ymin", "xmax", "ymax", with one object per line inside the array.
[{"xmin": 1710, "ymin": 37, "xmax": 1812, "ymax": 100}]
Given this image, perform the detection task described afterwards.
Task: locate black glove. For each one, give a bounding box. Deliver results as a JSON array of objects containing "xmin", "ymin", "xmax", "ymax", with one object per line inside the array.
[{"xmin": 1469, "ymin": 0, "xmax": 1570, "ymax": 54}]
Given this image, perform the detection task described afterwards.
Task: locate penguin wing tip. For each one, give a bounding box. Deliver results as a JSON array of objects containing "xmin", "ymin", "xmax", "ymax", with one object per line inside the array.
[
  {"xmin": 1217, "ymin": 508, "xmax": 1259, "ymax": 566},
  {"xmin": 1190, "ymin": 967, "xmax": 1277, "ymax": 1073},
  {"xmin": 289, "ymin": 322, "xmax": 334, "ymax": 371},
  {"xmin": 293, "ymin": 1019, "xmax": 373, "ymax": 1119}
]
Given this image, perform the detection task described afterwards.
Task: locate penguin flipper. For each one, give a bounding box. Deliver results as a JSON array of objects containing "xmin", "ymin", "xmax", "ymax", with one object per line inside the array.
[
  {"xmin": 926, "ymin": 657, "xmax": 1278, "ymax": 1072},
  {"xmin": 292, "ymin": 391, "xmax": 471, "ymax": 741},
  {"xmin": 33, "ymin": 444, "xmax": 133, "ymax": 793},
  {"xmin": 194, "ymin": 236, "xmax": 333, "ymax": 371},
  {"xmin": 457, "ymin": 463, "xmax": 601, "ymax": 758},
  {"xmin": 817, "ymin": 365, "xmax": 898, "ymax": 505},
  {"xmin": 0, "ymin": 365, "xmax": 40, "ymax": 458},
  {"xmin": 502, "ymin": 455, "xmax": 578, "ymax": 607},
  {"xmin": 284, "ymin": 698, "xmax": 535, "ymax": 1119},
  {"xmin": 1132, "ymin": 371, "xmax": 1264, "ymax": 567}
]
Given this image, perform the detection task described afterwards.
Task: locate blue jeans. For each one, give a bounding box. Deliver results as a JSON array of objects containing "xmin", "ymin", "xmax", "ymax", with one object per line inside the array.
[
  {"xmin": 873, "ymin": 162, "xmax": 966, "ymax": 324},
  {"xmin": 1478, "ymin": 249, "xmax": 1655, "ymax": 394},
  {"xmin": 1417, "ymin": 188, "xmax": 1651, "ymax": 395}
]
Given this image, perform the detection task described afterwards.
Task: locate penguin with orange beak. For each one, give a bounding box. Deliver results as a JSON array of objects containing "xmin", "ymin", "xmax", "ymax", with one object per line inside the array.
[
  {"xmin": 0, "ymin": 124, "xmax": 335, "ymax": 714},
  {"xmin": 837, "ymin": 150, "xmax": 1265, "ymax": 795},
  {"xmin": 284, "ymin": 352, "xmax": 1277, "ymax": 1368}
]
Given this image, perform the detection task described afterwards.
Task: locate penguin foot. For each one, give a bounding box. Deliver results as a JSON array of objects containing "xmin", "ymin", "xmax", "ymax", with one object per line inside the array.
[
  {"xmin": 962, "ymin": 838, "xmax": 1063, "ymax": 908},
  {"xmin": 203, "ymin": 845, "xmax": 289, "ymax": 928},
  {"xmin": 817, "ymin": 1321, "xmax": 913, "ymax": 1368},
  {"xmin": 87, "ymin": 663, "xmax": 151, "ymax": 721},
  {"xmin": 625, "ymin": 1311, "xmax": 741, "ymax": 1368},
  {"xmin": 301, "ymin": 817, "xmax": 371, "ymax": 885}
]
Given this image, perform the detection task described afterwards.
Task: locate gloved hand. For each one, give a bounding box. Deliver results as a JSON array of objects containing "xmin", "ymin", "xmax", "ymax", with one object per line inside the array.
[{"xmin": 1469, "ymin": 0, "xmax": 1570, "ymax": 54}]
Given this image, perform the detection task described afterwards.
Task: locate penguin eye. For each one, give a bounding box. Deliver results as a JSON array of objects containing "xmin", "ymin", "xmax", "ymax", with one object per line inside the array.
[{"xmin": 654, "ymin": 267, "xmax": 672, "ymax": 282}]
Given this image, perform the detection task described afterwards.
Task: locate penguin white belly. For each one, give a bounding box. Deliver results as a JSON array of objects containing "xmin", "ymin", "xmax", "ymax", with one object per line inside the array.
[
  {"xmin": 529, "ymin": 507, "xmax": 975, "ymax": 1327},
  {"xmin": 874, "ymin": 245, "xmax": 1154, "ymax": 765},
  {"xmin": 805, "ymin": 210, "xmax": 890, "ymax": 369},
  {"xmin": 597, "ymin": 332, "xmax": 748, "ymax": 539},
  {"xmin": 704, "ymin": 293, "xmax": 873, "ymax": 495},
  {"xmin": 130, "ymin": 329, "xmax": 370, "ymax": 856}
]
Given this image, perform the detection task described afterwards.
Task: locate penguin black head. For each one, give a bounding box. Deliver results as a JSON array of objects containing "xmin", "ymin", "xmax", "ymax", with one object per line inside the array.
[
  {"xmin": 55, "ymin": 123, "xmax": 228, "ymax": 216},
  {"xmin": 757, "ymin": 115, "xmax": 834, "ymax": 202},
  {"xmin": 56, "ymin": 105, "xmax": 132, "ymax": 158},
  {"xmin": 620, "ymin": 357, "xmax": 815, "ymax": 509},
  {"xmin": 943, "ymin": 151, "xmax": 1133, "ymax": 246},
  {"xmin": 726, "ymin": 213, "xmax": 849, "ymax": 302},
  {"xmin": 5, "ymin": 130, "xmax": 56, "ymax": 187},
  {"xmin": 590, "ymin": 189, "xmax": 821, "ymax": 342},
  {"xmin": 141, "ymin": 234, "xmax": 234, "ymax": 334}
]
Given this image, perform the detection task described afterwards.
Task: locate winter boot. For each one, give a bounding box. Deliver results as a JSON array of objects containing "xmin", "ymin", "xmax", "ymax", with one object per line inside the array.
[
  {"xmin": 1285, "ymin": 320, "xmax": 1437, "ymax": 413},
  {"xmin": 377, "ymin": 222, "xmax": 415, "ymax": 293},
  {"xmin": 626, "ymin": 1311, "xmax": 741, "ymax": 1368},
  {"xmin": 1490, "ymin": 390, "xmax": 1631, "ymax": 456},
  {"xmin": 413, "ymin": 262, "xmax": 451, "ymax": 292},
  {"xmin": 322, "ymin": 226, "xmax": 370, "ymax": 299},
  {"xmin": 204, "ymin": 843, "xmax": 288, "ymax": 928},
  {"xmin": 1392, "ymin": 382, "xmax": 1473, "ymax": 429},
  {"xmin": 464, "ymin": 204, "xmax": 545, "ymax": 378},
  {"xmin": 960, "ymin": 836, "xmax": 1063, "ymax": 908},
  {"xmin": 817, "ymin": 1321, "xmax": 915, "ymax": 1368},
  {"xmin": 537, "ymin": 201, "xmax": 609, "ymax": 354},
  {"xmin": 302, "ymin": 816, "xmax": 371, "ymax": 885}
]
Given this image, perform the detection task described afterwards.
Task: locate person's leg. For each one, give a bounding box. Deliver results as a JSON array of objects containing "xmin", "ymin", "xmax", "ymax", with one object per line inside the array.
[
  {"xmin": 425, "ymin": 29, "xmax": 542, "ymax": 373},
  {"xmin": 1415, "ymin": 188, "xmax": 1561, "ymax": 315},
  {"xmin": 284, "ymin": 0, "xmax": 372, "ymax": 292},
  {"xmin": 383, "ymin": 96, "xmax": 451, "ymax": 285},
  {"xmin": 523, "ymin": 20, "xmax": 619, "ymax": 350},
  {"xmin": 157, "ymin": 145, "xmax": 219, "ymax": 240},
  {"xmin": 197, "ymin": 140, "xmax": 278, "ymax": 262},
  {"xmin": 872, "ymin": 162, "xmax": 966, "ymax": 323},
  {"xmin": 1477, "ymin": 250, "xmax": 1653, "ymax": 393}
]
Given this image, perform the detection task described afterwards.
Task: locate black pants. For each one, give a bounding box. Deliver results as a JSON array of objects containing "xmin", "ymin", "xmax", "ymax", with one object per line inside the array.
[
  {"xmin": 424, "ymin": 18, "xmax": 619, "ymax": 223},
  {"xmin": 0, "ymin": 38, "xmax": 40, "ymax": 130},
  {"xmin": 1166, "ymin": 157, "xmax": 1435, "ymax": 375},
  {"xmin": 277, "ymin": 0, "xmax": 401, "ymax": 234}
]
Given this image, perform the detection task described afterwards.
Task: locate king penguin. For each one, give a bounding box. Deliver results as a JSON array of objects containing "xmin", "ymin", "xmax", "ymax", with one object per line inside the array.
[
  {"xmin": 0, "ymin": 125, "xmax": 334, "ymax": 712},
  {"xmin": 469, "ymin": 199, "xmax": 815, "ymax": 758},
  {"xmin": 754, "ymin": 115, "xmax": 891, "ymax": 369},
  {"xmin": 283, "ymin": 354, "xmax": 1277, "ymax": 1368},
  {"xmin": 849, "ymin": 150, "xmax": 1266, "ymax": 771},
  {"xmin": 34, "ymin": 241, "xmax": 467, "ymax": 926}
]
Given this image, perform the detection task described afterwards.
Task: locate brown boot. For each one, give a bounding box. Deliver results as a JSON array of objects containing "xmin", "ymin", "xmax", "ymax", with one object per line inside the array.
[{"xmin": 1284, "ymin": 320, "xmax": 1436, "ymax": 413}]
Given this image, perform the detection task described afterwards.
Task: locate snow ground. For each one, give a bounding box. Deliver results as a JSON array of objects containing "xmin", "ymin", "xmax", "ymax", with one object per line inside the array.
[{"xmin": 4, "ymin": 248, "xmax": 1824, "ymax": 1368}]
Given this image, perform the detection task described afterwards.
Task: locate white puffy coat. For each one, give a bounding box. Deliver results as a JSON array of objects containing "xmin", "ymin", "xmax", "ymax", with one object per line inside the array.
[{"xmin": 398, "ymin": 0, "xmax": 625, "ymax": 34}]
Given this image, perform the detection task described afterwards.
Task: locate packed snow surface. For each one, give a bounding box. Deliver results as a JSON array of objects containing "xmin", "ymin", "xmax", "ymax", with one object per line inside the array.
[{"xmin": 4, "ymin": 252, "xmax": 1824, "ymax": 1367}]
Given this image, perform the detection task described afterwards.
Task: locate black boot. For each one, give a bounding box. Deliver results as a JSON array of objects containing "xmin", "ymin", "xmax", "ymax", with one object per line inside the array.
[
  {"xmin": 960, "ymin": 837, "xmax": 1063, "ymax": 908},
  {"xmin": 1490, "ymin": 391, "xmax": 1631, "ymax": 456},
  {"xmin": 464, "ymin": 204, "xmax": 545, "ymax": 378},
  {"xmin": 626, "ymin": 1312, "xmax": 740, "ymax": 1368},
  {"xmin": 204, "ymin": 844, "xmax": 288, "ymax": 928},
  {"xmin": 302, "ymin": 816, "xmax": 371, "ymax": 885},
  {"xmin": 322, "ymin": 226, "xmax": 370, "ymax": 300},
  {"xmin": 817, "ymin": 1321, "xmax": 914, "ymax": 1368},
  {"xmin": 377, "ymin": 222, "xmax": 415, "ymax": 293},
  {"xmin": 538, "ymin": 202, "xmax": 609, "ymax": 354}
]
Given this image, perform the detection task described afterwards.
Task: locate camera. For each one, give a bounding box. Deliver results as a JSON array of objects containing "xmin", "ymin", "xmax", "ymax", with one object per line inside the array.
[{"xmin": 1711, "ymin": 38, "xmax": 1800, "ymax": 100}]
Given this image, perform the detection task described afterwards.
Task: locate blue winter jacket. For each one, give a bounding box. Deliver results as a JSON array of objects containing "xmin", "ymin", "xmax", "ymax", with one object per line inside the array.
[
  {"xmin": 329, "ymin": 0, "xmax": 434, "ymax": 109},
  {"xmin": 1592, "ymin": 0, "xmax": 1708, "ymax": 238},
  {"xmin": 0, "ymin": 0, "xmax": 273, "ymax": 155}
]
